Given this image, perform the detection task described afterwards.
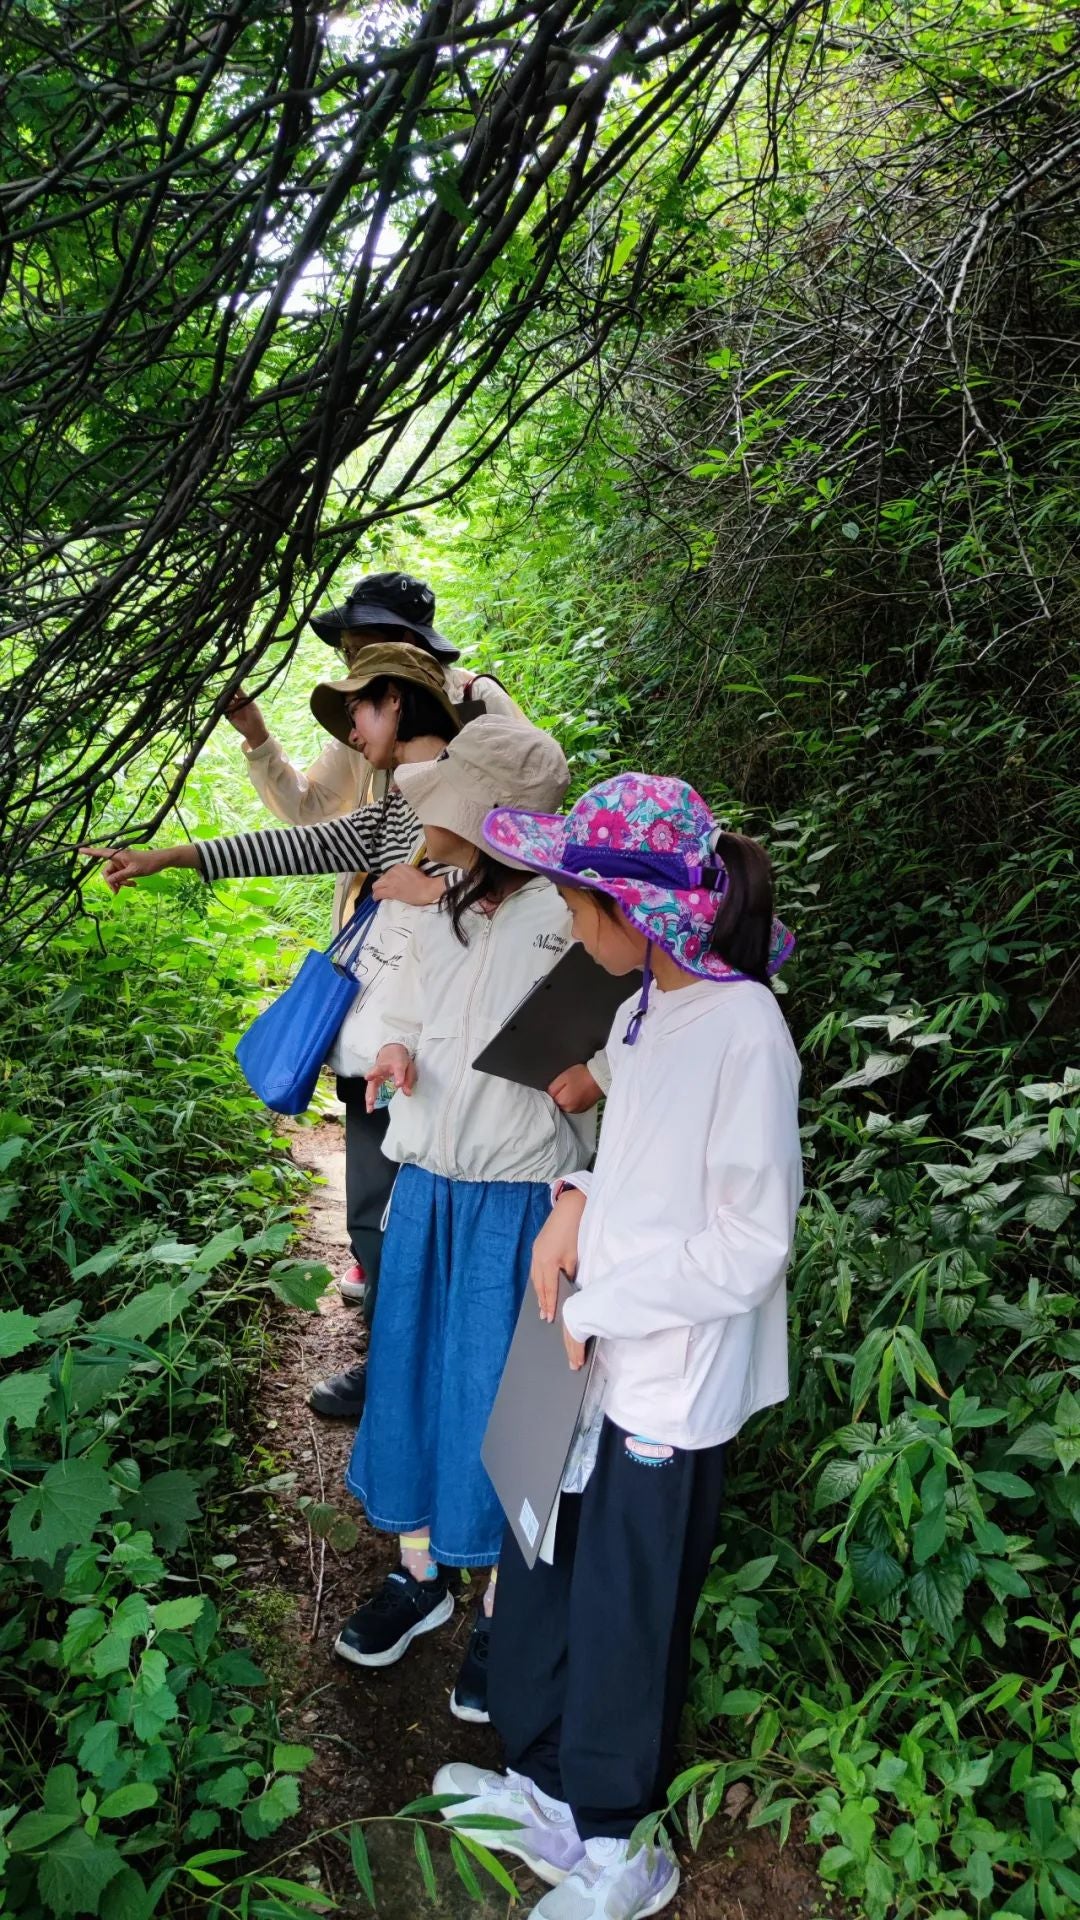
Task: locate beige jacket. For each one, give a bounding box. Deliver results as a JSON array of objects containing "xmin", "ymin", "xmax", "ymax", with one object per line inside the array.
[{"xmin": 243, "ymin": 668, "xmax": 519, "ymax": 932}]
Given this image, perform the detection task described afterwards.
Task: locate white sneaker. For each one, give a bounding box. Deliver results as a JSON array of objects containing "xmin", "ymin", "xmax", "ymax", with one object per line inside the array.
[
  {"xmin": 433, "ymin": 1762, "xmax": 585, "ymax": 1886},
  {"xmin": 336, "ymin": 1260, "xmax": 366, "ymax": 1305},
  {"xmin": 531, "ymin": 1834, "xmax": 680, "ymax": 1919}
]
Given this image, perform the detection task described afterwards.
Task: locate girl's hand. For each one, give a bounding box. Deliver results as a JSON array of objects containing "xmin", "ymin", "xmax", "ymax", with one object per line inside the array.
[
  {"xmin": 530, "ymin": 1185, "xmax": 586, "ymax": 1322},
  {"xmin": 371, "ymin": 866, "xmax": 446, "ymax": 908},
  {"xmin": 562, "ymin": 1322, "xmax": 587, "ymax": 1371},
  {"xmin": 224, "ymin": 688, "xmax": 269, "ymax": 750},
  {"xmin": 366, "ymin": 1044, "xmax": 415, "ymax": 1113},
  {"xmin": 548, "ymin": 1063, "xmax": 602, "ymax": 1113},
  {"xmin": 80, "ymin": 845, "xmax": 180, "ymax": 892}
]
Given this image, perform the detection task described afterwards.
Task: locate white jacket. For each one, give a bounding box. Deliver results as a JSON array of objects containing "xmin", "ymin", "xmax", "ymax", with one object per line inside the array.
[
  {"xmin": 378, "ymin": 880, "xmax": 596, "ymax": 1184},
  {"xmin": 244, "ymin": 671, "xmax": 519, "ymax": 932},
  {"xmin": 561, "ymin": 978, "xmax": 802, "ymax": 1451}
]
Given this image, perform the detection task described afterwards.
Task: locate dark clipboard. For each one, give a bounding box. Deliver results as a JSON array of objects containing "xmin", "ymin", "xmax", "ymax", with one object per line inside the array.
[
  {"xmin": 481, "ymin": 1272, "xmax": 595, "ymax": 1568},
  {"xmin": 471, "ymin": 943, "xmax": 641, "ymax": 1091}
]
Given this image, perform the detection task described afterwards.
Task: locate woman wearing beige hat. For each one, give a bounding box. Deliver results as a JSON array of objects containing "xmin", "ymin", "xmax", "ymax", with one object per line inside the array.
[{"xmin": 84, "ymin": 644, "xmax": 468, "ymax": 1417}]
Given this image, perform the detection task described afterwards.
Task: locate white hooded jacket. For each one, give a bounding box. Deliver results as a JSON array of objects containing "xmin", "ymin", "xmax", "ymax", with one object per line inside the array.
[{"xmin": 560, "ymin": 978, "xmax": 802, "ymax": 1451}]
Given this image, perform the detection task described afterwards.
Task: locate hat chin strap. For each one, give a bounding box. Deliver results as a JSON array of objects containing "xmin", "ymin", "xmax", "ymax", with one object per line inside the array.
[{"xmin": 623, "ymin": 942, "xmax": 653, "ymax": 1046}]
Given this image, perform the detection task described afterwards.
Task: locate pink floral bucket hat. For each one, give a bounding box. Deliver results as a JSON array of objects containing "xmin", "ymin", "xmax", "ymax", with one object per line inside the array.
[{"xmin": 484, "ymin": 772, "xmax": 794, "ymax": 1039}]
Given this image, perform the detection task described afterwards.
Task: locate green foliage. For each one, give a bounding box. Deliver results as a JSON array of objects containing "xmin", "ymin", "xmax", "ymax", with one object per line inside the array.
[
  {"xmin": 0, "ymin": 881, "xmax": 329, "ymax": 1918},
  {"xmin": 394, "ymin": 10, "xmax": 1080, "ymax": 1913}
]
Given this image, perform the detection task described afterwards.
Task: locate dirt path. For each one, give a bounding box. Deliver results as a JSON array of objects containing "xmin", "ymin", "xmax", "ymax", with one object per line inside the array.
[{"xmin": 237, "ymin": 1117, "xmax": 839, "ymax": 1919}]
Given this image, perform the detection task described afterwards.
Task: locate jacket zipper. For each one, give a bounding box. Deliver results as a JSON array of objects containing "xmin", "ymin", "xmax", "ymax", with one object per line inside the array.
[{"xmin": 436, "ymin": 908, "xmax": 494, "ymax": 1174}]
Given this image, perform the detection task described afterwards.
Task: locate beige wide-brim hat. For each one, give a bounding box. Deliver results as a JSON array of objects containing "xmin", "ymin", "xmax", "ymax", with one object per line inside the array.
[
  {"xmin": 394, "ymin": 714, "xmax": 569, "ymax": 851},
  {"xmin": 310, "ymin": 641, "xmax": 460, "ymax": 746}
]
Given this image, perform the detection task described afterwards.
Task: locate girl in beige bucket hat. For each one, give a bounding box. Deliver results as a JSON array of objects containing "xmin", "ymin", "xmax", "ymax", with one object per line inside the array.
[{"xmin": 320, "ymin": 716, "xmax": 603, "ymax": 1725}]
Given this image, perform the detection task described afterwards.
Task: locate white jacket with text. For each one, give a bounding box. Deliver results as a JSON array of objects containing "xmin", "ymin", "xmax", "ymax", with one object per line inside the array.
[{"xmin": 378, "ymin": 880, "xmax": 596, "ymax": 1185}]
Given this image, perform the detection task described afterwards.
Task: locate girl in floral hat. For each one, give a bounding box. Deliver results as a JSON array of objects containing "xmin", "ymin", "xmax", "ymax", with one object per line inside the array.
[{"xmin": 433, "ymin": 774, "xmax": 802, "ymax": 1920}]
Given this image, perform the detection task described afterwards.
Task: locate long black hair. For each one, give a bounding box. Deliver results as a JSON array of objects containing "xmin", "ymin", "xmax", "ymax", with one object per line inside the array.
[{"xmin": 441, "ymin": 851, "xmax": 524, "ymax": 945}]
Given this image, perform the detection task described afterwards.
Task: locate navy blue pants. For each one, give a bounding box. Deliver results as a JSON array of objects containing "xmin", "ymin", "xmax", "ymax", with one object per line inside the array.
[{"xmin": 488, "ymin": 1418, "xmax": 726, "ymax": 1839}]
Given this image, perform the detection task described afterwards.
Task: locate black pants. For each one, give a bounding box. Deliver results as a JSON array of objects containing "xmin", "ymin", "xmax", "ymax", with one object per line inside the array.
[
  {"xmin": 340, "ymin": 1089, "xmax": 395, "ymax": 1328},
  {"xmin": 488, "ymin": 1418, "xmax": 726, "ymax": 1840}
]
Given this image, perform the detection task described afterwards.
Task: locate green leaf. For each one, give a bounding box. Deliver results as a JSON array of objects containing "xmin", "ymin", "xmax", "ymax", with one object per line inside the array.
[
  {"xmin": 0, "ymin": 1308, "xmax": 38, "ymax": 1359},
  {"xmin": 908, "ymin": 1560, "xmax": 969, "ymax": 1637},
  {"xmin": 715, "ymin": 1688, "xmax": 764, "ymax": 1714},
  {"xmin": 8, "ymin": 1811, "xmax": 81, "ymax": 1851},
  {"xmin": 850, "ymin": 1326, "xmax": 890, "ymax": 1416},
  {"xmin": 99, "ymin": 1867, "xmax": 153, "ymax": 1920},
  {"xmin": 8, "ymin": 1460, "xmax": 117, "ymax": 1566},
  {"xmin": 0, "ymin": 1368, "xmax": 50, "ymax": 1432},
  {"xmin": 266, "ymin": 1261, "xmax": 332, "ymax": 1310},
  {"xmin": 77, "ymin": 1722, "xmax": 120, "ymax": 1776},
  {"xmin": 150, "ymin": 1595, "xmax": 206, "ymax": 1631},
  {"xmin": 450, "ymin": 1833, "xmax": 518, "ymax": 1897},
  {"xmin": 37, "ymin": 1827, "xmax": 125, "ymax": 1916},
  {"xmin": 190, "ymin": 1226, "xmax": 244, "ymax": 1273},
  {"xmin": 431, "ymin": 171, "xmax": 471, "ymax": 223},
  {"xmin": 1024, "ymin": 1190, "xmax": 1074, "ymax": 1232},
  {"xmin": 272, "ymin": 1744, "xmax": 315, "ymax": 1773},
  {"xmin": 814, "ymin": 1458, "xmax": 862, "ymax": 1508},
  {"xmin": 830, "ymin": 1051, "xmax": 906, "ymax": 1094},
  {"xmin": 413, "ymin": 1825, "xmax": 438, "ymax": 1901},
  {"xmin": 60, "ymin": 1606, "xmax": 107, "ymax": 1664},
  {"xmin": 240, "ymin": 1775, "xmax": 300, "ymax": 1839},
  {"xmin": 974, "ymin": 1470, "xmax": 1033, "ymax": 1500},
  {"xmin": 125, "ymin": 1470, "xmax": 201, "ymax": 1551},
  {"xmin": 349, "ymin": 1825, "xmax": 376, "ymax": 1909},
  {"xmin": 197, "ymin": 1769, "xmax": 250, "ymax": 1811},
  {"xmin": 849, "ymin": 1541, "xmax": 905, "ymax": 1604},
  {"xmin": 733, "ymin": 1555, "xmax": 777, "ymax": 1591},
  {"xmin": 92, "ymin": 1283, "xmax": 189, "ymax": 1344},
  {"xmin": 97, "ymin": 1784, "xmax": 158, "ymax": 1821},
  {"xmin": 449, "ymin": 1834, "xmax": 483, "ymax": 1899}
]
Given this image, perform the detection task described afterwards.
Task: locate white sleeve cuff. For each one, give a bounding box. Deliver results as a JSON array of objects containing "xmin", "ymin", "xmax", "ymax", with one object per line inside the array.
[{"xmin": 550, "ymin": 1170, "xmax": 592, "ymax": 1207}]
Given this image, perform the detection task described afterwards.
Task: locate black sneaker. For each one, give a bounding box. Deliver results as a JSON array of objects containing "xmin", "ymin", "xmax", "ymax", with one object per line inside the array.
[
  {"xmin": 450, "ymin": 1611, "xmax": 491, "ymax": 1723},
  {"xmin": 334, "ymin": 1569, "xmax": 454, "ymax": 1668},
  {"xmin": 308, "ymin": 1363, "xmax": 367, "ymax": 1419}
]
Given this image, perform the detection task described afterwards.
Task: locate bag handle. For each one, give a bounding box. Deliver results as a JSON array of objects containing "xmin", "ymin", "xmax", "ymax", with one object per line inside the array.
[{"xmin": 327, "ymin": 893, "xmax": 379, "ymax": 976}]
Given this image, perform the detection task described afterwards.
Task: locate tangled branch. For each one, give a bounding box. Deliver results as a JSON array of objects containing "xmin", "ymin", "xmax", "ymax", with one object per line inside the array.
[{"xmin": 0, "ymin": 0, "xmax": 817, "ymax": 924}]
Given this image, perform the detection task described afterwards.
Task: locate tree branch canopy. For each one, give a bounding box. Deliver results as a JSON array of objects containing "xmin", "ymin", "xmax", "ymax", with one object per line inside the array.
[{"xmin": 0, "ymin": 0, "xmax": 814, "ymax": 921}]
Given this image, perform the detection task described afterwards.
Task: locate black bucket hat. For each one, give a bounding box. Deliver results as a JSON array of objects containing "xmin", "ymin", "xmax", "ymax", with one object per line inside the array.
[{"xmin": 308, "ymin": 571, "xmax": 459, "ymax": 661}]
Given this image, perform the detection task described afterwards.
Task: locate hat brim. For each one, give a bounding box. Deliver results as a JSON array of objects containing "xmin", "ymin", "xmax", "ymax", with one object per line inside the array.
[
  {"xmin": 483, "ymin": 806, "xmax": 795, "ymax": 982},
  {"xmin": 308, "ymin": 601, "xmax": 459, "ymax": 661},
  {"xmin": 310, "ymin": 669, "xmax": 460, "ymax": 747},
  {"xmin": 394, "ymin": 759, "xmax": 491, "ymax": 850}
]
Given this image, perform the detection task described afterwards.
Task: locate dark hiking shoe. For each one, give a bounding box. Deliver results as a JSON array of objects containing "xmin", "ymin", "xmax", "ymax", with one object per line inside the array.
[
  {"xmin": 334, "ymin": 1568, "xmax": 454, "ymax": 1668},
  {"xmin": 450, "ymin": 1610, "xmax": 491, "ymax": 1723},
  {"xmin": 308, "ymin": 1363, "xmax": 367, "ymax": 1418}
]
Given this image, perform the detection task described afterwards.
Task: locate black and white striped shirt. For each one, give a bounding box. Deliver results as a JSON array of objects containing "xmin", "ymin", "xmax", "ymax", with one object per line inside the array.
[{"xmin": 197, "ymin": 784, "xmax": 424, "ymax": 884}]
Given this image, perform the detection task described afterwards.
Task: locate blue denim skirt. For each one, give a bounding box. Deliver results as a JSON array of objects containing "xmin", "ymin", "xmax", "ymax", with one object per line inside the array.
[{"xmin": 344, "ymin": 1164, "xmax": 551, "ymax": 1566}]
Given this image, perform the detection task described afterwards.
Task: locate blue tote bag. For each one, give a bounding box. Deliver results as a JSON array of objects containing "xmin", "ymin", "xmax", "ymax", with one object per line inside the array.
[{"xmin": 235, "ymin": 897, "xmax": 379, "ymax": 1115}]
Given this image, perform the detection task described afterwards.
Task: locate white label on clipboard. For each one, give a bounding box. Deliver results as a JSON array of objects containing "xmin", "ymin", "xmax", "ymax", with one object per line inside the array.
[{"xmin": 519, "ymin": 1498, "xmax": 539, "ymax": 1547}]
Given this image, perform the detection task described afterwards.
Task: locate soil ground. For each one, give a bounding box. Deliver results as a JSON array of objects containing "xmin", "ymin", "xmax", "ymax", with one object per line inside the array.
[{"xmin": 234, "ymin": 1116, "xmax": 842, "ymax": 1920}]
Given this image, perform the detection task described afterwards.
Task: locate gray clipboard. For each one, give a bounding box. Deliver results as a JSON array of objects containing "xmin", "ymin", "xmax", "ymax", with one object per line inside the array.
[
  {"xmin": 481, "ymin": 1272, "xmax": 595, "ymax": 1568},
  {"xmin": 472, "ymin": 943, "xmax": 641, "ymax": 1092}
]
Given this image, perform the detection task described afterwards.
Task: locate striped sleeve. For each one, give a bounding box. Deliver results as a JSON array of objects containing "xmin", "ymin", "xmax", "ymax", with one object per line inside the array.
[{"xmin": 197, "ymin": 789, "xmax": 423, "ymax": 884}]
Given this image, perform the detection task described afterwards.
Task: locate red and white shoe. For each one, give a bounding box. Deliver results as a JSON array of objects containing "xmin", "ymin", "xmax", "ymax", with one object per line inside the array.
[{"xmin": 337, "ymin": 1261, "xmax": 367, "ymax": 1305}]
